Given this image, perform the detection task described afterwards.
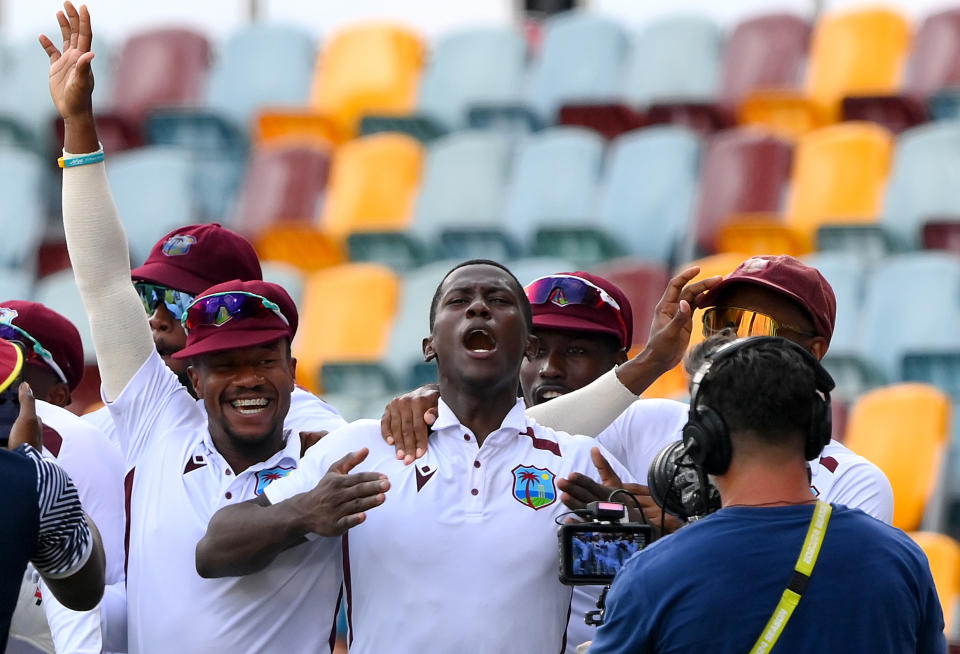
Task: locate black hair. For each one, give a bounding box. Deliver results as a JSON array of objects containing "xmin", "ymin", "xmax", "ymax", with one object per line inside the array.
[
  {"xmin": 685, "ymin": 334, "xmax": 817, "ymax": 450},
  {"xmin": 428, "ymin": 259, "xmax": 533, "ymax": 331}
]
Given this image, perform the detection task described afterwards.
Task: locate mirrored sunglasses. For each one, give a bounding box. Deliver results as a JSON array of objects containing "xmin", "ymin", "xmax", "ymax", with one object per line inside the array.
[{"xmin": 181, "ymin": 291, "xmax": 289, "ymax": 334}]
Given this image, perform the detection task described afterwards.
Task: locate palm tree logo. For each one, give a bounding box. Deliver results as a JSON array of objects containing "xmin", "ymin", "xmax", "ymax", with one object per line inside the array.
[{"xmin": 511, "ymin": 465, "xmax": 556, "ymax": 510}]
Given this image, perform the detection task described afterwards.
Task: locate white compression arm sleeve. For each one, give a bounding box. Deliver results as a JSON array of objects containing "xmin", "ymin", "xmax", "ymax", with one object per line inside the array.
[
  {"xmin": 62, "ymin": 159, "xmax": 154, "ymax": 402},
  {"xmin": 525, "ymin": 368, "xmax": 638, "ymax": 438}
]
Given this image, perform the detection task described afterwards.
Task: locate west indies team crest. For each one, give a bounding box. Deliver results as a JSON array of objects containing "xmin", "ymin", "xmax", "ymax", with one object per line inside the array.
[
  {"xmin": 161, "ymin": 234, "xmax": 197, "ymax": 257},
  {"xmin": 254, "ymin": 466, "xmax": 294, "ymax": 495},
  {"xmin": 511, "ymin": 465, "xmax": 557, "ymax": 510}
]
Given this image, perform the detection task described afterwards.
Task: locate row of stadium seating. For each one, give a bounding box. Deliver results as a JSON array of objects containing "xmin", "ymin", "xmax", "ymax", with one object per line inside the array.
[{"xmin": 4, "ymin": 5, "xmax": 960, "ymax": 160}]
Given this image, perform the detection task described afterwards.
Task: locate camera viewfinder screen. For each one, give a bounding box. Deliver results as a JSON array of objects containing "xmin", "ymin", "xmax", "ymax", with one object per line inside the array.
[{"xmin": 570, "ymin": 530, "xmax": 644, "ymax": 579}]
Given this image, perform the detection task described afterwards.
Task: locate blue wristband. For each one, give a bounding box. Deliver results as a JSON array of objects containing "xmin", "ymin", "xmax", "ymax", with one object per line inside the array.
[{"xmin": 58, "ymin": 151, "xmax": 105, "ymax": 168}]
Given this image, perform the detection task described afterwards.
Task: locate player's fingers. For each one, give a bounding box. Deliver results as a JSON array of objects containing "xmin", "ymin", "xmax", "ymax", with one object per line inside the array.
[
  {"xmin": 424, "ymin": 407, "xmax": 438, "ymax": 426},
  {"xmin": 17, "ymin": 382, "xmax": 37, "ymax": 422},
  {"xmin": 39, "ymin": 35, "xmax": 62, "ymax": 62},
  {"xmin": 340, "ymin": 477, "xmax": 390, "ymax": 500},
  {"xmin": 398, "ymin": 403, "xmax": 416, "ymax": 465},
  {"xmin": 662, "ymin": 267, "xmax": 700, "ymax": 303},
  {"xmin": 328, "ymin": 448, "xmax": 368, "ymax": 475},
  {"xmin": 625, "ymin": 483, "xmax": 651, "ymax": 497},
  {"xmin": 559, "ymin": 474, "xmax": 605, "ymax": 505},
  {"xmin": 77, "ymin": 3, "xmax": 92, "ymax": 51},
  {"xmin": 413, "ymin": 413, "xmax": 429, "ymax": 460},
  {"xmin": 590, "ymin": 447, "xmax": 622, "ymax": 488},
  {"xmin": 65, "ymin": 2, "xmax": 80, "ymax": 49},
  {"xmin": 57, "ymin": 11, "xmax": 70, "ymax": 49},
  {"xmin": 76, "ymin": 50, "xmax": 94, "ymax": 74},
  {"xmin": 560, "ymin": 491, "xmax": 586, "ymax": 511},
  {"xmin": 335, "ymin": 512, "xmax": 367, "ymax": 533},
  {"xmin": 678, "ymin": 276, "xmax": 722, "ymax": 305}
]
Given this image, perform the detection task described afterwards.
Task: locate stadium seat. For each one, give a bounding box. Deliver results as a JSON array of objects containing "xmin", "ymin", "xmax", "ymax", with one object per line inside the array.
[
  {"xmin": 252, "ymin": 109, "xmax": 340, "ymax": 147},
  {"xmin": 909, "ymin": 531, "xmax": 960, "ymax": 635},
  {"xmin": 924, "ymin": 221, "xmax": 960, "ymax": 255},
  {"xmin": 508, "ymin": 256, "xmax": 579, "ymax": 287},
  {"xmin": 718, "ymin": 14, "xmax": 811, "ymax": 117},
  {"xmin": 260, "ymin": 261, "xmax": 307, "ymax": 308},
  {"xmin": 33, "ymin": 270, "xmax": 96, "ymax": 364},
  {"xmin": 309, "ymin": 23, "xmax": 425, "ymax": 141},
  {"xmin": 693, "ymin": 128, "xmax": 794, "ymax": 256},
  {"xmin": 624, "ymin": 15, "xmax": 722, "ymax": 132},
  {"xmin": 407, "ymin": 131, "xmax": 512, "ymax": 262},
  {"xmin": 0, "ymin": 266, "xmax": 34, "ymax": 303},
  {"xmin": 501, "ymin": 127, "xmax": 608, "ymax": 266},
  {"xmin": 526, "ymin": 11, "xmax": 627, "ymax": 123},
  {"xmin": 844, "ymin": 383, "xmax": 950, "ymax": 531},
  {"xmin": 253, "ymin": 224, "xmax": 345, "ymax": 274},
  {"xmin": 846, "ymin": 9, "xmax": 960, "ymax": 131},
  {"xmin": 556, "ymin": 103, "xmax": 646, "ymax": 141},
  {"xmin": 205, "ymin": 24, "xmax": 316, "ymax": 130},
  {"xmin": 107, "ymin": 146, "xmax": 197, "ymax": 266},
  {"xmin": 820, "ymin": 123, "xmax": 960, "ymax": 254},
  {"xmin": 415, "ymin": 27, "xmax": 527, "ymax": 131},
  {"xmin": 802, "ymin": 252, "xmax": 866, "ymax": 372},
  {"xmin": 322, "ymin": 133, "xmax": 424, "ymax": 269},
  {"xmin": 730, "ymin": 123, "xmax": 891, "ymax": 255},
  {"xmin": 293, "ymin": 263, "xmax": 399, "ymax": 393},
  {"xmin": 830, "ymin": 253, "xmax": 960, "ymax": 393},
  {"xmin": 381, "ymin": 259, "xmax": 459, "ymax": 391},
  {"xmin": 109, "ymin": 29, "xmax": 211, "ymax": 128},
  {"xmin": 597, "ymin": 126, "xmax": 701, "ymax": 265},
  {"xmin": 592, "ymin": 259, "xmax": 670, "ymax": 347},
  {"xmin": 232, "ymin": 143, "xmax": 332, "ymax": 236},
  {"xmin": 739, "ymin": 8, "xmax": 911, "ymax": 137},
  {"xmin": 0, "ymin": 147, "xmax": 46, "ymax": 271}
]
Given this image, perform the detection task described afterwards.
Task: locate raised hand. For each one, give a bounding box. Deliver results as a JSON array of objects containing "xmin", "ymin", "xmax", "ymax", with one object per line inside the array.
[
  {"xmin": 642, "ymin": 266, "xmax": 722, "ymax": 372},
  {"xmin": 7, "ymin": 383, "xmax": 43, "ymax": 451},
  {"xmin": 39, "ymin": 2, "xmax": 94, "ymax": 121}
]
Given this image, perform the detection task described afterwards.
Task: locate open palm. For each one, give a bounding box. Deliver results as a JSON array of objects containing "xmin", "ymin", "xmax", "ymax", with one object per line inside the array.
[{"xmin": 39, "ymin": 2, "xmax": 94, "ymax": 120}]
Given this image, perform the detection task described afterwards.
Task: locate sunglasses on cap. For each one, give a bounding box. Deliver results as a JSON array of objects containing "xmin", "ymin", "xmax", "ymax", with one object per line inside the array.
[
  {"xmin": 702, "ymin": 307, "xmax": 817, "ymax": 339},
  {"xmin": 135, "ymin": 282, "xmax": 196, "ymax": 322},
  {"xmin": 0, "ymin": 323, "xmax": 68, "ymax": 384},
  {"xmin": 181, "ymin": 291, "xmax": 290, "ymax": 334},
  {"xmin": 526, "ymin": 273, "xmax": 628, "ymax": 334}
]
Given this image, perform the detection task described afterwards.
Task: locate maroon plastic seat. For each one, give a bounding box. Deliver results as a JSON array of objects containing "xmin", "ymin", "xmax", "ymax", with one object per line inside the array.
[
  {"xmin": 231, "ymin": 144, "xmax": 332, "ymax": 237},
  {"xmin": 923, "ymin": 220, "xmax": 960, "ymax": 255},
  {"xmin": 692, "ymin": 129, "xmax": 794, "ymax": 255},
  {"xmin": 110, "ymin": 29, "xmax": 211, "ymax": 128},
  {"xmin": 646, "ymin": 14, "xmax": 811, "ymax": 134},
  {"xmin": 843, "ymin": 9, "xmax": 960, "ymax": 132},
  {"xmin": 592, "ymin": 259, "xmax": 670, "ymax": 347}
]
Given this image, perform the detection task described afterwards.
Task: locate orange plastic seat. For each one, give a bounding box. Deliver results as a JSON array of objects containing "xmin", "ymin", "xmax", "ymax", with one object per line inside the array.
[
  {"xmin": 739, "ymin": 8, "xmax": 911, "ymax": 137},
  {"xmin": 253, "ymin": 110, "xmax": 340, "ymax": 147},
  {"xmin": 717, "ymin": 214, "xmax": 809, "ymax": 258},
  {"xmin": 320, "ymin": 133, "xmax": 424, "ymax": 239},
  {"xmin": 293, "ymin": 263, "xmax": 399, "ymax": 393},
  {"xmin": 909, "ymin": 531, "xmax": 960, "ymax": 634},
  {"xmin": 253, "ymin": 223, "xmax": 345, "ymax": 273},
  {"xmin": 844, "ymin": 383, "xmax": 951, "ymax": 531},
  {"xmin": 310, "ymin": 23, "xmax": 425, "ymax": 141}
]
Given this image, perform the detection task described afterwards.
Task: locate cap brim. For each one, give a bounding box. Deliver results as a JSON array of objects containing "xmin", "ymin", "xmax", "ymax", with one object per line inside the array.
[
  {"xmin": 172, "ymin": 328, "xmax": 291, "ymax": 360},
  {"xmin": 532, "ymin": 314, "xmax": 626, "ymax": 347},
  {"xmin": 0, "ymin": 339, "xmax": 24, "ymax": 393},
  {"xmin": 699, "ymin": 276, "xmax": 809, "ymax": 313},
  {"xmin": 131, "ymin": 261, "xmax": 216, "ymax": 297}
]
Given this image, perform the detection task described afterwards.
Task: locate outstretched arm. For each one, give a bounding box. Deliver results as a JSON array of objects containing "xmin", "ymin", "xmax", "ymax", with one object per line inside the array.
[
  {"xmin": 196, "ymin": 449, "xmax": 389, "ymax": 578},
  {"xmin": 41, "ymin": 2, "xmax": 153, "ymax": 402}
]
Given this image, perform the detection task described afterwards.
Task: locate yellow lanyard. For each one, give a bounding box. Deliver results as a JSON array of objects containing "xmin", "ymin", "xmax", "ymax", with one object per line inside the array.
[{"xmin": 748, "ymin": 500, "xmax": 833, "ymax": 654}]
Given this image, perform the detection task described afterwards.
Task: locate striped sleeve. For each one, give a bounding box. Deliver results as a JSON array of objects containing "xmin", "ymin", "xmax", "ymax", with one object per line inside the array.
[{"xmin": 20, "ymin": 445, "xmax": 94, "ymax": 579}]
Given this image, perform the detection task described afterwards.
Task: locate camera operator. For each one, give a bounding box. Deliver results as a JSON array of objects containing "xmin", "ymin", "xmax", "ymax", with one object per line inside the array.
[
  {"xmin": 588, "ymin": 334, "xmax": 945, "ymax": 654},
  {"xmin": 0, "ymin": 338, "xmax": 106, "ymax": 651}
]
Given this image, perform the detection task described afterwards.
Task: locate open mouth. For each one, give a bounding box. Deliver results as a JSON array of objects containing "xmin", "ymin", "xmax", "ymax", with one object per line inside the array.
[
  {"xmin": 229, "ymin": 397, "xmax": 270, "ymax": 416},
  {"xmin": 535, "ymin": 387, "xmax": 569, "ymax": 403},
  {"xmin": 463, "ymin": 328, "xmax": 496, "ymax": 353}
]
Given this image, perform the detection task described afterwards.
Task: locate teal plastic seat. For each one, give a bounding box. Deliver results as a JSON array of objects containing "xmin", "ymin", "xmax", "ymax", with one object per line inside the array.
[
  {"xmin": 597, "ymin": 126, "xmax": 701, "ymax": 265},
  {"xmin": 623, "ymin": 15, "xmax": 722, "ymax": 105},
  {"xmin": 502, "ymin": 127, "xmax": 608, "ymax": 265},
  {"xmin": 33, "ymin": 270, "xmax": 95, "ymax": 364},
  {"xmin": 527, "ymin": 12, "xmax": 627, "ymax": 123},
  {"xmin": 0, "ymin": 147, "xmax": 45, "ymax": 271}
]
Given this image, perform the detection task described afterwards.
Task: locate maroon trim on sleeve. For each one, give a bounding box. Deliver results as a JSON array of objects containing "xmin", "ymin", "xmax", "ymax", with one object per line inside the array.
[
  {"xmin": 43, "ymin": 425, "xmax": 63, "ymax": 458},
  {"xmin": 183, "ymin": 454, "xmax": 207, "ymax": 475},
  {"xmin": 522, "ymin": 427, "xmax": 562, "ymax": 457},
  {"xmin": 123, "ymin": 467, "xmax": 135, "ymax": 576},
  {"xmin": 328, "ymin": 587, "xmax": 343, "ymax": 653},
  {"xmin": 342, "ymin": 533, "xmax": 354, "ymax": 648},
  {"xmin": 819, "ymin": 456, "xmax": 839, "ymax": 473}
]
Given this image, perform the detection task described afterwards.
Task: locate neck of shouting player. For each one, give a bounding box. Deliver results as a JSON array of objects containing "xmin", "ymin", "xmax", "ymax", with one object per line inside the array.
[
  {"xmin": 438, "ymin": 372, "xmax": 521, "ymax": 447},
  {"xmin": 714, "ymin": 431, "xmax": 816, "ymax": 509}
]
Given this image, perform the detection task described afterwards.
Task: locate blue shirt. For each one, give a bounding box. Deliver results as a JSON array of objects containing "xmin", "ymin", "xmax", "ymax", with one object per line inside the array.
[{"xmin": 590, "ymin": 504, "xmax": 945, "ymax": 654}]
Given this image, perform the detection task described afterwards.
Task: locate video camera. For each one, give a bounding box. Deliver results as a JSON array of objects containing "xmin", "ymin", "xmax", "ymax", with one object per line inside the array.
[{"xmin": 558, "ymin": 501, "xmax": 653, "ymax": 586}]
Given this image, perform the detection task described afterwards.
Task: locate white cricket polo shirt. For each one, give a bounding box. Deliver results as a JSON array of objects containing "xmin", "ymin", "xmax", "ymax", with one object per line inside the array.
[
  {"xmin": 811, "ymin": 439, "xmax": 894, "ymax": 524},
  {"xmin": 108, "ymin": 350, "xmax": 344, "ymax": 654},
  {"xmin": 596, "ymin": 398, "xmax": 689, "ymax": 485},
  {"xmin": 265, "ymin": 397, "xmax": 634, "ymax": 654},
  {"xmin": 10, "ymin": 401, "xmax": 126, "ymax": 654}
]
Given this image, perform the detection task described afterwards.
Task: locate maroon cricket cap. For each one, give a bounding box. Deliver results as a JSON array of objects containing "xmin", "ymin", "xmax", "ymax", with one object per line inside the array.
[
  {"xmin": 0, "ymin": 301, "xmax": 84, "ymax": 390},
  {"xmin": 698, "ymin": 255, "xmax": 837, "ymax": 345},
  {"xmin": 131, "ymin": 223, "xmax": 263, "ymax": 296},
  {"xmin": 173, "ymin": 280, "xmax": 298, "ymax": 360},
  {"xmin": 526, "ymin": 272, "xmax": 633, "ymax": 349}
]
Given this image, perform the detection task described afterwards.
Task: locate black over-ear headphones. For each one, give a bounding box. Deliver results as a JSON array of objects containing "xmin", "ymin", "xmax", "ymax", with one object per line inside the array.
[{"xmin": 681, "ymin": 336, "xmax": 835, "ymax": 476}]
